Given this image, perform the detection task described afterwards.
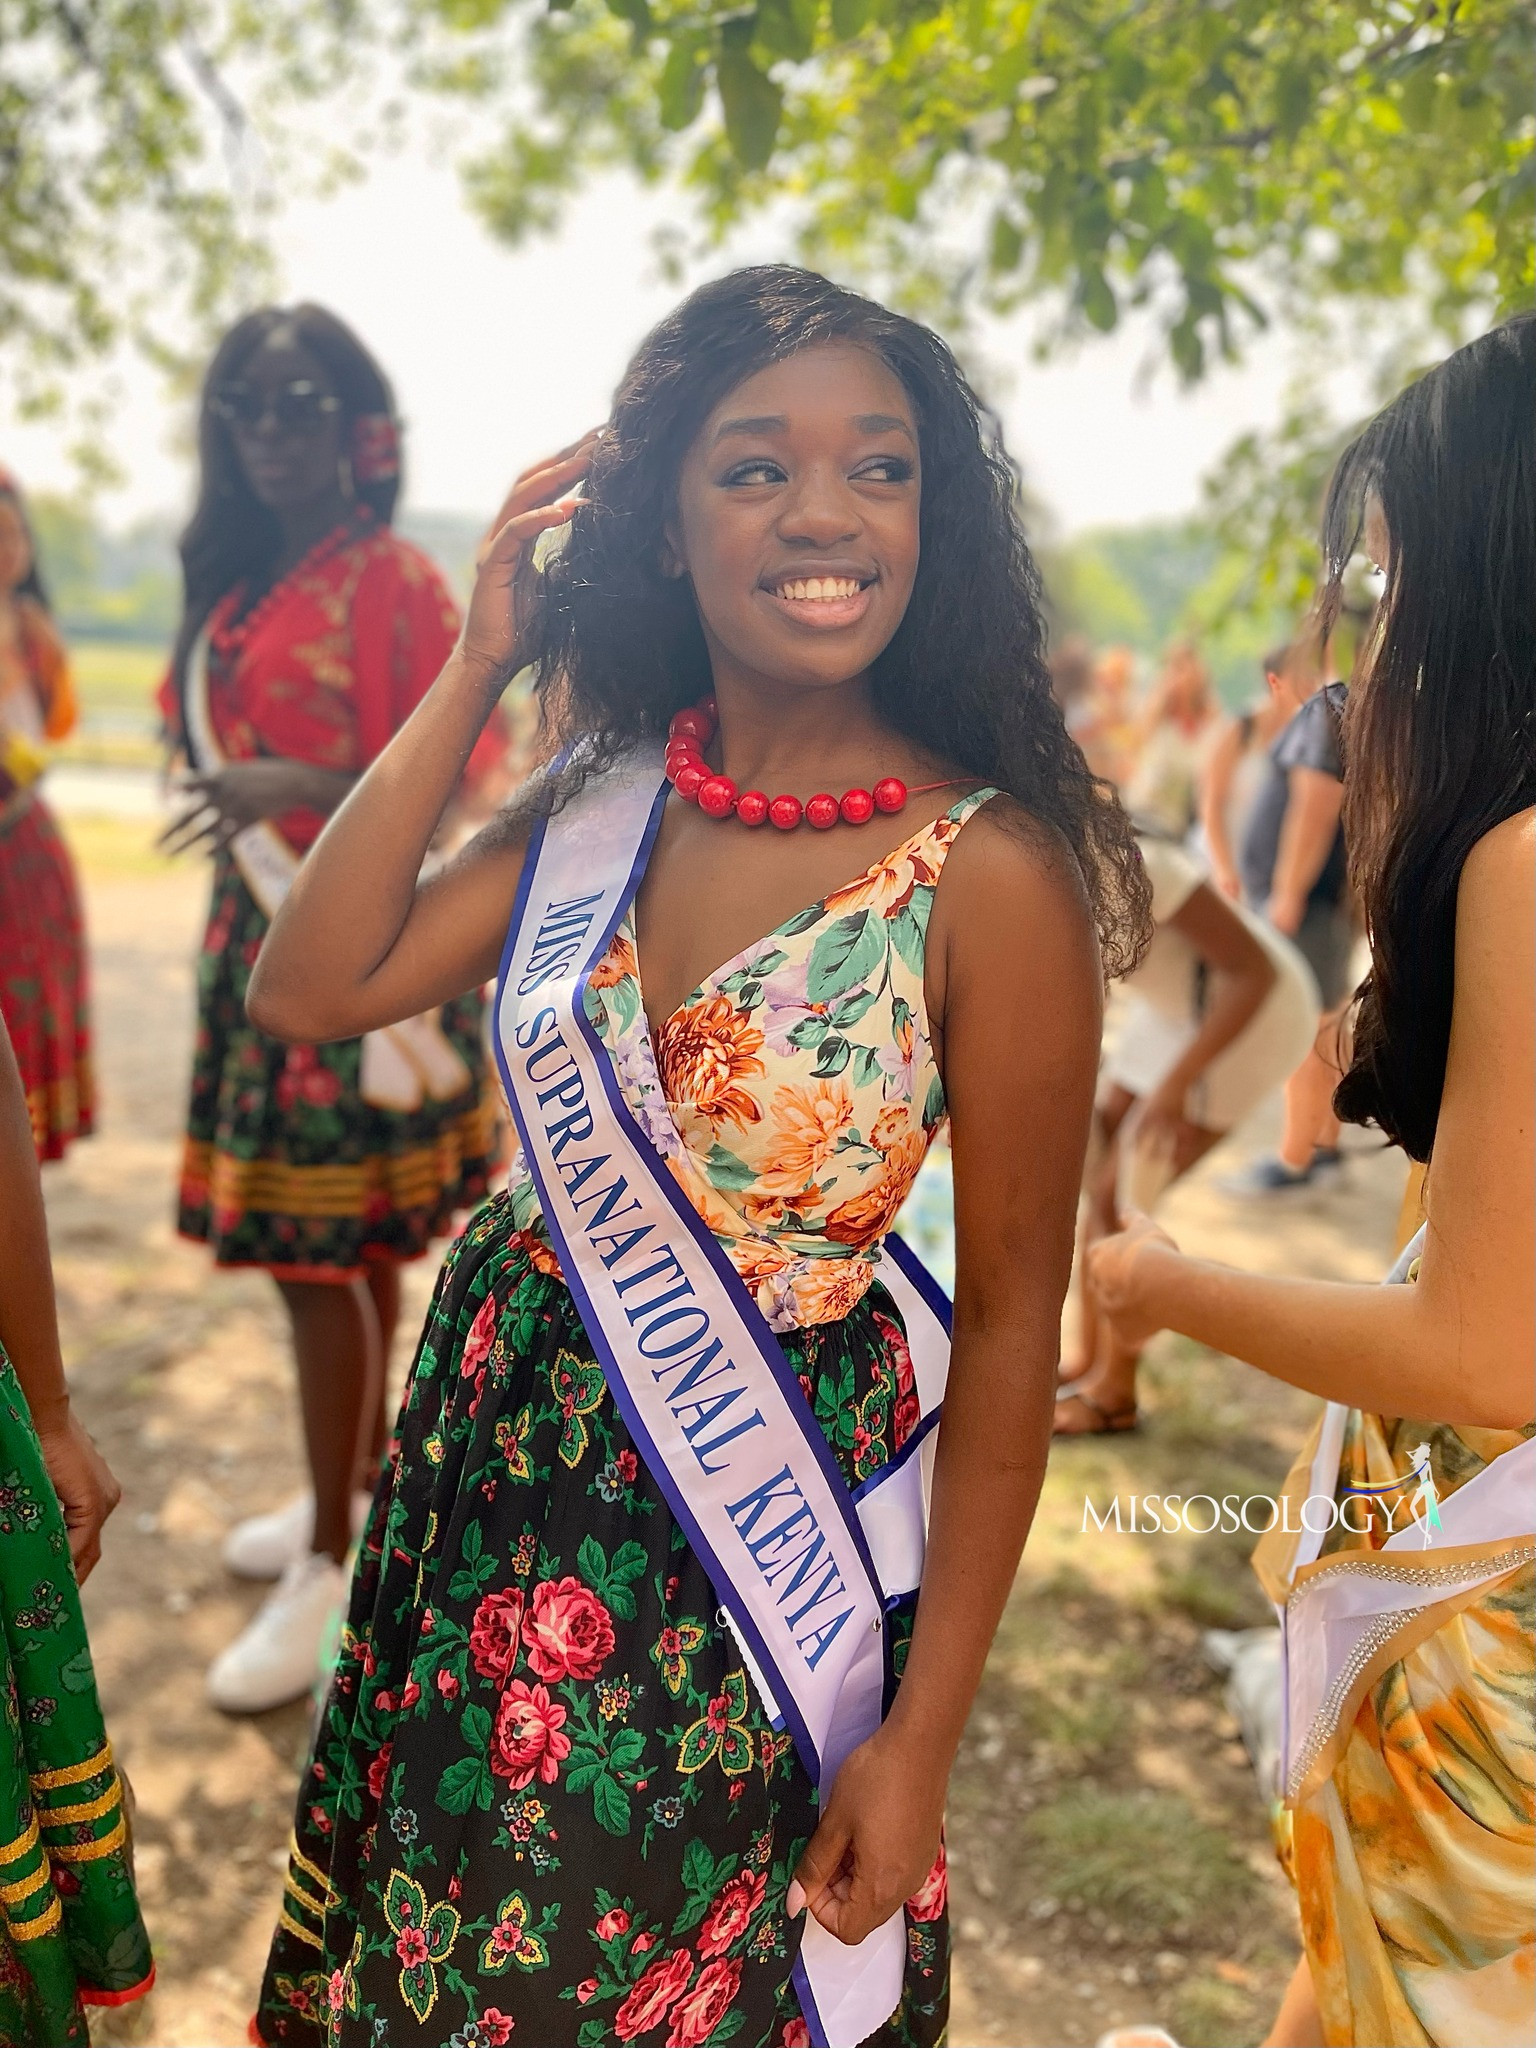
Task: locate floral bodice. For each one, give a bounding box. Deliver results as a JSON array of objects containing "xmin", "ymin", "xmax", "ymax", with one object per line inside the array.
[{"xmin": 507, "ymin": 788, "xmax": 999, "ymax": 1329}]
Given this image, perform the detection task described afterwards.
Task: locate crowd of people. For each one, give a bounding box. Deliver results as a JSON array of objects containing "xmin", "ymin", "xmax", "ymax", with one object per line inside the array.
[{"xmin": 0, "ymin": 274, "xmax": 1529, "ymax": 2048}]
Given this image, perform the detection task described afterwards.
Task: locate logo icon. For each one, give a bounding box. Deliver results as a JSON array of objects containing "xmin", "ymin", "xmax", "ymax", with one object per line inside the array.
[{"xmin": 1340, "ymin": 1443, "xmax": 1442, "ymax": 1547}]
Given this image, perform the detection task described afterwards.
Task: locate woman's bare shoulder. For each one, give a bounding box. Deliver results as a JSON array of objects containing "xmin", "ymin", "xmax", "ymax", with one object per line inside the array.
[{"xmin": 1460, "ymin": 805, "xmax": 1535, "ymax": 906}]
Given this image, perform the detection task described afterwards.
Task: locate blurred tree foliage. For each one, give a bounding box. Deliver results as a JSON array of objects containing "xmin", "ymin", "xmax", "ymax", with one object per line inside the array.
[{"xmin": 438, "ymin": 0, "xmax": 1531, "ymax": 372}]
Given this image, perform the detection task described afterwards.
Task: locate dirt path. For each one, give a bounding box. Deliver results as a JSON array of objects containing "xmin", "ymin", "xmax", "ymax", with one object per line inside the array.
[{"xmin": 48, "ymin": 818, "xmax": 1405, "ymax": 2047}]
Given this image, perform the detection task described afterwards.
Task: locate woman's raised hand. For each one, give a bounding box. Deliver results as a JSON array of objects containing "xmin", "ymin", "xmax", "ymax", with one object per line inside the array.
[{"xmin": 462, "ymin": 430, "xmax": 602, "ymax": 685}]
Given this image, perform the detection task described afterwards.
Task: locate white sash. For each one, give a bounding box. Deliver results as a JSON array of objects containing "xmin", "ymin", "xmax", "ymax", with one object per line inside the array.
[
  {"xmin": 1278, "ymin": 1227, "xmax": 1536, "ymax": 1799},
  {"xmin": 184, "ymin": 627, "xmax": 472, "ymax": 1113},
  {"xmin": 493, "ymin": 744, "xmax": 952, "ymax": 2048}
]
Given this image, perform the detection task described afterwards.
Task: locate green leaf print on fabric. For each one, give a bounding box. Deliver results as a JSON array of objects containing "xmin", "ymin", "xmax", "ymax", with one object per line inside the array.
[
  {"xmin": 382, "ymin": 1869, "xmax": 460, "ymax": 2024},
  {"xmin": 889, "ymin": 902, "xmax": 927, "ymax": 977},
  {"xmin": 437, "ymin": 1751, "xmax": 495, "ymax": 1815},
  {"xmin": 676, "ymin": 1670, "xmax": 755, "ymax": 1776},
  {"xmin": 479, "ymin": 1888, "xmax": 553, "ymax": 1973},
  {"xmin": 806, "ymin": 908, "xmax": 884, "ymax": 1003}
]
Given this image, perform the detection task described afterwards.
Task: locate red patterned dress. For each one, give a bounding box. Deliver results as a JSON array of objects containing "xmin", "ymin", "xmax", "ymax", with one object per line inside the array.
[
  {"xmin": 161, "ymin": 518, "xmax": 506, "ymax": 1279},
  {"xmin": 0, "ymin": 597, "xmax": 92, "ymax": 1161}
]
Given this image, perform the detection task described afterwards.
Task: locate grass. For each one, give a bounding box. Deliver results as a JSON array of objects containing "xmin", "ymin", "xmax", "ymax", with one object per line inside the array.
[
  {"xmin": 1020, "ymin": 1787, "xmax": 1258, "ymax": 1938},
  {"xmin": 58, "ymin": 638, "xmax": 165, "ymax": 770},
  {"xmin": 59, "ymin": 814, "xmax": 176, "ymax": 882}
]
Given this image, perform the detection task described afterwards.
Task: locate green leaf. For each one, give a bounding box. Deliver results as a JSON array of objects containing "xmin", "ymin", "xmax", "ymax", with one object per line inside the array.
[
  {"xmin": 461, "ymin": 1701, "xmax": 493, "ymax": 1751},
  {"xmin": 828, "ymin": 984, "xmax": 879, "ymax": 1029},
  {"xmin": 887, "ymin": 904, "xmax": 926, "ymax": 977},
  {"xmin": 605, "ymin": 1581, "xmax": 638, "ymax": 1622},
  {"xmin": 436, "ymin": 1754, "xmax": 493, "ymax": 1815},
  {"xmin": 577, "ymin": 1533, "xmax": 608, "ymax": 1588},
  {"xmin": 1080, "ymin": 268, "xmax": 1118, "ymax": 332},
  {"xmin": 461, "ymin": 1519, "xmax": 483, "ymax": 1564},
  {"xmin": 755, "ymin": 0, "xmax": 817, "ymax": 63},
  {"xmin": 658, "ymin": 38, "xmax": 707, "ymax": 131},
  {"xmin": 565, "ymin": 1747, "xmax": 606, "ymax": 1794},
  {"xmin": 786, "ymin": 1013, "xmax": 830, "ymax": 1050},
  {"xmin": 830, "ymin": 0, "xmax": 872, "ymax": 35},
  {"xmin": 810, "ymin": 1035, "xmax": 851, "ymax": 1077},
  {"xmin": 921, "ymin": 1074, "xmax": 945, "ymax": 1126},
  {"xmin": 806, "ymin": 910, "xmax": 883, "ymax": 1004},
  {"xmin": 592, "ymin": 1770, "xmax": 632, "ymax": 1835},
  {"xmin": 609, "ymin": 1726, "xmax": 647, "ymax": 1772},
  {"xmin": 610, "ymin": 1539, "xmax": 649, "ymax": 1583},
  {"xmin": 704, "ymin": 1143, "xmax": 757, "ymax": 1192},
  {"xmin": 717, "ymin": 23, "xmax": 783, "ymax": 172},
  {"xmin": 578, "ymin": 2021, "xmax": 609, "ymax": 2046},
  {"xmin": 58, "ymin": 1646, "xmax": 96, "ymax": 1694}
]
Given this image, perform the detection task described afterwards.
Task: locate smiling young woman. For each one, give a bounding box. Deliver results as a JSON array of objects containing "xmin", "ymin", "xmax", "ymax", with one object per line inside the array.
[{"xmin": 244, "ymin": 266, "xmax": 1149, "ymax": 2048}]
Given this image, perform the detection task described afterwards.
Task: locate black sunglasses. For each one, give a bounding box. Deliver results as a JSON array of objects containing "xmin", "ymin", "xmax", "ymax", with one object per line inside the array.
[{"xmin": 210, "ymin": 379, "xmax": 342, "ymax": 432}]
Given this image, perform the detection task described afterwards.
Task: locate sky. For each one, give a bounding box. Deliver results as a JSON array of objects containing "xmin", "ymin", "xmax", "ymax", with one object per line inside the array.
[{"xmin": 1, "ymin": 140, "xmax": 1359, "ymax": 540}]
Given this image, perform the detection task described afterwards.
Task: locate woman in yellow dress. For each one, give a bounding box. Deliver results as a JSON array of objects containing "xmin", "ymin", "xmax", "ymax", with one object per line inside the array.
[{"xmin": 1090, "ymin": 314, "xmax": 1534, "ymax": 2046}]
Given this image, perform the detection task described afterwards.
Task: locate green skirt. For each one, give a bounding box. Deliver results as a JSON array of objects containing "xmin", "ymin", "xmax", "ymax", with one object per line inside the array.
[{"xmin": 0, "ymin": 1352, "xmax": 153, "ymax": 2045}]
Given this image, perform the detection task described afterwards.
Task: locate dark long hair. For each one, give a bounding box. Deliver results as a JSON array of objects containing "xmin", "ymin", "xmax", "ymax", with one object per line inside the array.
[
  {"xmin": 529, "ymin": 265, "xmax": 1149, "ymax": 978},
  {"xmin": 1321, "ymin": 311, "xmax": 1536, "ymax": 1161},
  {"xmin": 171, "ymin": 303, "xmax": 401, "ymax": 693},
  {"xmin": 0, "ymin": 472, "xmax": 51, "ymax": 613}
]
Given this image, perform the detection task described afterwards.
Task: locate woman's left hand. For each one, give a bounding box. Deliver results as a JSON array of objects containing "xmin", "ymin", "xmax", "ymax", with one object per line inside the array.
[
  {"xmin": 34, "ymin": 1407, "xmax": 121, "ymax": 1584},
  {"xmin": 1087, "ymin": 1212, "xmax": 1182, "ymax": 1348},
  {"xmin": 786, "ymin": 1725, "xmax": 944, "ymax": 1946},
  {"xmin": 159, "ymin": 760, "xmax": 344, "ymax": 857}
]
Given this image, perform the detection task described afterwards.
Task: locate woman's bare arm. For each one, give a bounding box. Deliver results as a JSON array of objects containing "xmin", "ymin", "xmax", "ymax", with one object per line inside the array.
[
  {"xmin": 1091, "ymin": 811, "xmax": 1535, "ymax": 1429},
  {"xmin": 790, "ymin": 807, "xmax": 1102, "ymax": 1942},
  {"xmin": 0, "ymin": 1019, "xmax": 120, "ymax": 1579},
  {"xmin": 246, "ymin": 441, "xmax": 593, "ymax": 1042},
  {"xmin": 1199, "ymin": 718, "xmax": 1243, "ymax": 895}
]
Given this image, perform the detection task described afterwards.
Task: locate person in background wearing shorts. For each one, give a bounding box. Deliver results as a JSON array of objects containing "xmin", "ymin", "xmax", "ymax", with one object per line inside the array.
[
  {"xmin": 1225, "ymin": 633, "xmax": 1354, "ymax": 1194},
  {"xmin": 1055, "ymin": 832, "xmax": 1320, "ymax": 1433}
]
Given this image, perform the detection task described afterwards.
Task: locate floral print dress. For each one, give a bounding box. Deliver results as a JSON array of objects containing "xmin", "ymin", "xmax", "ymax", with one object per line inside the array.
[{"xmin": 254, "ymin": 789, "xmax": 998, "ymax": 2048}]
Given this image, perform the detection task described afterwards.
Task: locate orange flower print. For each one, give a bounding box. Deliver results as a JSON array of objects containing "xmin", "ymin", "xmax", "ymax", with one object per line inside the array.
[
  {"xmin": 791, "ymin": 1258, "xmax": 875, "ymax": 1325},
  {"xmin": 822, "ymin": 836, "xmax": 942, "ymax": 918},
  {"xmin": 759, "ymin": 1080, "xmax": 854, "ymax": 1193},
  {"xmin": 588, "ymin": 931, "xmax": 637, "ymax": 991},
  {"xmin": 728, "ymin": 1237, "xmax": 794, "ymax": 1287},
  {"xmin": 869, "ymin": 1103, "xmax": 911, "ymax": 1153},
  {"xmin": 824, "ymin": 1131, "xmax": 928, "ymax": 1245},
  {"xmin": 657, "ymin": 997, "xmax": 765, "ymax": 1132}
]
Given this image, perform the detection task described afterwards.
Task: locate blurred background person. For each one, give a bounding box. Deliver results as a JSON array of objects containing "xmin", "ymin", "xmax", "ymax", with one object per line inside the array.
[
  {"xmin": 1123, "ymin": 638, "xmax": 1217, "ymax": 838},
  {"xmin": 1076, "ymin": 642, "xmax": 1140, "ymax": 785},
  {"xmin": 0, "ymin": 467, "xmax": 93, "ymax": 1163},
  {"xmin": 0, "ymin": 1012, "xmax": 154, "ymax": 2036},
  {"xmin": 1048, "ymin": 630, "xmax": 1096, "ymax": 748},
  {"xmin": 1198, "ymin": 646, "xmax": 1293, "ymax": 898},
  {"xmin": 1225, "ymin": 631, "xmax": 1353, "ymax": 1194},
  {"xmin": 1055, "ymin": 832, "xmax": 1319, "ymax": 1435},
  {"xmin": 1089, "ymin": 308, "xmax": 1535, "ymax": 2048},
  {"xmin": 159, "ymin": 304, "xmax": 505, "ymax": 1715}
]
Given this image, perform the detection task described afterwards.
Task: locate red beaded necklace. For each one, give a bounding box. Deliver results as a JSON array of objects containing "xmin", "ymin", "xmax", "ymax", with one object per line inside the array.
[
  {"xmin": 209, "ymin": 512, "xmax": 370, "ymax": 658},
  {"xmin": 665, "ymin": 697, "xmax": 962, "ymax": 830}
]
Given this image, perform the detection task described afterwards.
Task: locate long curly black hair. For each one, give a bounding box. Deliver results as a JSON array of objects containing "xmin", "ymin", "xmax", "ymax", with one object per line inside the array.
[
  {"xmin": 527, "ymin": 265, "xmax": 1149, "ymax": 979},
  {"xmin": 1322, "ymin": 310, "xmax": 1536, "ymax": 1162}
]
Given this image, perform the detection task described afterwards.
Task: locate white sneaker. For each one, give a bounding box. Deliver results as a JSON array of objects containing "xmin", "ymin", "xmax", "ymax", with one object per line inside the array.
[
  {"xmin": 207, "ymin": 1552, "xmax": 350, "ymax": 1715},
  {"xmin": 223, "ymin": 1489, "xmax": 373, "ymax": 1580}
]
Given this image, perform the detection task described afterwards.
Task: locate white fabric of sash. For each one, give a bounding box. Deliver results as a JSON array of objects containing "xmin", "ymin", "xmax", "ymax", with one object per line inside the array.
[
  {"xmin": 183, "ymin": 629, "xmax": 471, "ymax": 1113},
  {"xmin": 1278, "ymin": 1227, "xmax": 1536, "ymax": 1798},
  {"xmin": 493, "ymin": 744, "xmax": 953, "ymax": 2048}
]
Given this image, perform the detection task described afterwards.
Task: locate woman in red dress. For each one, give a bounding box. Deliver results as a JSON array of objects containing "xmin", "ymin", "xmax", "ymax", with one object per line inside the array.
[
  {"xmin": 0, "ymin": 468, "xmax": 93, "ymax": 1162},
  {"xmin": 160, "ymin": 305, "xmax": 505, "ymax": 1714}
]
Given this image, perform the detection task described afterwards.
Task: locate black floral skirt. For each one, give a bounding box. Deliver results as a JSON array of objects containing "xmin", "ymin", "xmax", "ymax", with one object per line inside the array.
[
  {"xmin": 254, "ymin": 1193, "xmax": 950, "ymax": 2048},
  {"xmin": 178, "ymin": 857, "xmax": 499, "ymax": 1278}
]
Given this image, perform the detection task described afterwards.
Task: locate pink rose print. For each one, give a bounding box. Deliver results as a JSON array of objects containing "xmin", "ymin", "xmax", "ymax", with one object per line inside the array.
[
  {"xmin": 520, "ymin": 1576, "xmax": 616, "ymax": 1683},
  {"xmin": 575, "ymin": 1977, "xmax": 599, "ymax": 2003},
  {"xmin": 781, "ymin": 2023, "xmax": 811, "ymax": 2048},
  {"xmin": 365, "ymin": 1741, "xmax": 393, "ymax": 1803},
  {"xmin": 469, "ymin": 1587, "xmax": 526, "ymax": 1685},
  {"xmin": 614, "ymin": 1948, "xmax": 694, "ymax": 2041},
  {"xmin": 665, "ymin": 1955, "xmax": 741, "ymax": 2047},
  {"xmin": 906, "ymin": 1840, "xmax": 948, "ymax": 1923},
  {"xmin": 461, "ymin": 1295, "xmax": 498, "ymax": 1378},
  {"xmin": 491, "ymin": 1679, "xmax": 572, "ymax": 1788},
  {"xmin": 698, "ymin": 1868, "xmax": 767, "ymax": 1958},
  {"xmin": 595, "ymin": 1907, "xmax": 632, "ymax": 1941}
]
